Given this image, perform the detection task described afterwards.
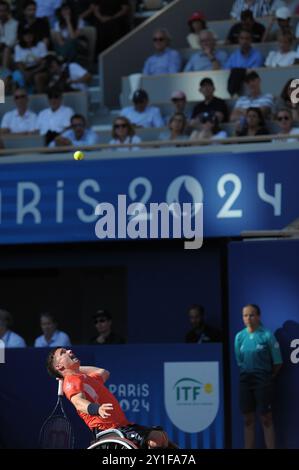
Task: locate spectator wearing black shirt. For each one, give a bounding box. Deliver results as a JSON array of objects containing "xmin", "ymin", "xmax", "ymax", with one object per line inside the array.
[
  {"xmin": 18, "ymin": 1, "xmax": 50, "ymax": 47},
  {"xmin": 191, "ymin": 77, "xmax": 228, "ymax": 130},
  {"xmin": 185, "ymin": 304, "xmax": 222, "ymax": 343},
  {"xmin": 90, "ymin": 309, "xmax": 126, "ymax": 345},
  {"xmin": 226, "ymin": 9, "xmax": 265, "ymax": 44},
  {"xmin": 235, "ymin": 107, "xmax": 269, "ymax": 140}
]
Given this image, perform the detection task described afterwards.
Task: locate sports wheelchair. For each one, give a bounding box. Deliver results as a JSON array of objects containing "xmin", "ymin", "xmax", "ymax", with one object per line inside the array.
[{"xmin": 87, "ymin": 427, "xmax": 178, "ymax": 449}]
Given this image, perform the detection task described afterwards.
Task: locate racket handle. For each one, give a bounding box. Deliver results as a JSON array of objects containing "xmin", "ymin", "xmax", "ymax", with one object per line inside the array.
[{"xmin": 57, "ymin": 379, "xmax": 64, "ymax": 396}]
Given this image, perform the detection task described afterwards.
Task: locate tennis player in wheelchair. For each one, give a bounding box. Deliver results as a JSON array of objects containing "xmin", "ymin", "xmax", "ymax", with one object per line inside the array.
[{"xmin": 47, "ymin": 347, "xmax": 177, "ymax": 449}]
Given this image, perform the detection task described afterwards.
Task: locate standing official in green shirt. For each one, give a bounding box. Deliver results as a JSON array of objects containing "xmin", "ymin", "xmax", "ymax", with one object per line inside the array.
[{"xmin": 234, "ymin": 304, "xmax": 283, "ymax": 449}]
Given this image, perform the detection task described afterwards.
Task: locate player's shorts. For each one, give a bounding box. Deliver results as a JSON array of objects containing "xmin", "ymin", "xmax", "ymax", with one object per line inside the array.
[
  {"xmin": 117, "ymin": 424, "xmax": 164, "ymax": 448},
  {"xmin": 239, "ymin": 372, "xmax": 273, "ymax": 415}
]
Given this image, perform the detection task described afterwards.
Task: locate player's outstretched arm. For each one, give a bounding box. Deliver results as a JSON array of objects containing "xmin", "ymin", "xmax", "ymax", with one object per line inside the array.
[
  {"xmin": 79, "ymin": 366, "xmax": 110, "ymax": 382},
  {"xmin": 71, "ymin": 392, "xmax": 113, "ymax": 418}
]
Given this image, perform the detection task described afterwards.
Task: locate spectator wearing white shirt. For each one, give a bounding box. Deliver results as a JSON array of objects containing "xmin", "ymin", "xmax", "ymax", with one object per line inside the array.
[
  {"xmin": 51, "ymin": 113, "xmax": 99, "ymax": 147},
  {"xmin": 35, "ymin": 0, "xmax": 62, "ymax": 26},
  {"xmin": 47, "ymin": 55, "xmax": 91, "ymax": 92},
  {"xmin": 143, "ymin": 28, "xmax": 182, "ymax": 75},
  {"xmin": 36, "ymin": 89, "xmax": 74, "ymax": 144},
  {"xmin": 1, "ymin": 88, "xmax": 37, "ymax": 134},
  {"xmin": 275, "ymin": 107, "xmax": 299, "ymax": 142},
  {"xmin": 34, "ymin": 312, "xmax": 71, "ymax": 348},
  {"xmin": 0, "ymin": 309, "xmax": 26, "ymax": 348},
  {"xmin": 52, "ymin": 1, "xmax": 85, "ymax": 61},
  {"xmin": 121, "ymin": 89, "xmax": 164, "ymax": 128},
  {"xmin": 13, "ymin": 29, "xmax": 48, "ymax": 93},
  {"xmin": 265, "ymin": 30, "xmax": 297, "ymax": 67},
  {"xmin": 230, "ymin": 71, "xmax": 273, "ymax": 122},
  {"xmin": 109, "ymin": 116, "xmax": 141, "ymax": 151},
  {"xmin": 0, "ymin": 0, "xmax": 18, "ymax": 68}
]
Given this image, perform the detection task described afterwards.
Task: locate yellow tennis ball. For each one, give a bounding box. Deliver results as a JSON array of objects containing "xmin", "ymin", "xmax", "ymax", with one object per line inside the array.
[{"xmin": 74, "ymin": 150, "xmax": 84, "ymax": 160}]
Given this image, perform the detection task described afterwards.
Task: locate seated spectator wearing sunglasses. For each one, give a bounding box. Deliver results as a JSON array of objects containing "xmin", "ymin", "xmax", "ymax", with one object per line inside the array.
[
  {"xmin": 1, "ymin": 88, "xmax": 37, "ymax": 134},
  {"xmin": 109, "ymin": 117, "xmax": 141, "ymax": 151},
  {"xmin": 143, "ymin": 28, "xmax": 182, "ymax": 75},
  {"xmin": 50, "ymin": 113, "xmax": 99, "ymax": 147},
  {"xmin": 90, "ymin": 309, "xmax": 126, "ymax": 345},
  {"xmin": 275, "ymin": 108, "xmax": 299, "ymax": 142},
  {"xmin": 190, "ymin": 111, "xmax": 227, "ymax": 143}
]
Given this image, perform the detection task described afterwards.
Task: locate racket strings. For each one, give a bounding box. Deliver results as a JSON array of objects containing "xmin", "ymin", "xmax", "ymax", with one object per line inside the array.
[{"xmin": 39, "ymin": 416, "xmax": 74, "ymax": 449}]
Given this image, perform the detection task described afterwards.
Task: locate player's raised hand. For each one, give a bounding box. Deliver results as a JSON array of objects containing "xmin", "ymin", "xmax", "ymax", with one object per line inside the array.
[{"xmin": 99, "ymin": 403, "xmax": 114, "ymax": 418}]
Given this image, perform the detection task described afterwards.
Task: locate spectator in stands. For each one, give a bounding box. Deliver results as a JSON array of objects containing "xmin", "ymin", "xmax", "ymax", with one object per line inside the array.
[
  {"xmin": 166, "ymin": 90, "xmax": 191, "ymax": 123},
  {"xmin": 184, "ymin": 30, "xmax": 227, "ymax": 72},
  {"xmin": 0, "ymin": 308, "xmax": 26, "ymax": 348},
  {"xmin": 159, "ymin": 112, "xmax": 188, "ymax": 143},
  {"xmin": 186, "ymin": 11, "xmax": 206, "ymax": 49},
  {"xmin": 190, "ymin": 111, "xmax": 227, "ymax": 143},
  {"xmin": 226, "ymin": 10, "xmax": 265, "ymax": 44},
  {"xmin": 0, "ymin": 0, "xmax": 18, "ymax": 69},
  {"xmin": 275, "ymin": 108, "xmax": 299, "ymax": 141},
  {"xmin": 235, "ymin": 107, "xmax": 269, "ymax": 137},
  {"xmin": 80, "ymin": 0, "xmax": 130, "ymax": 54},
  {"xmin": 18, "ymin": 1, "xmax": 51, "ymax": 47},
  {"xmin": 36, "ymin": 89, "xmax": 74, "ymax": 144},
  {"xmin": 109, "ymin": 116, "xmax": 141, "ymax": 151},
  {"xmin": 121, "ymin": 89, "xmax": 164, "ymax": 128},
  {"xmin": 225, "ymin": 30, "xmax": 264, "ymax": 69},
  {"xmin": 265, "ymin": 30, "xmax": 297, "ymax": 67},
  {"xmin": 230, "ymin": 0, "xmax": 267, "ymax": 20},
  {"xmin": 34, "ymin": 312, "xmax": 71, "ymax": 347},
  {"xmin": 185, "ymin": 304, "xmax": 222, "ymax": 343},
  {"xmin": 191, "ymin": 78, "xmax": 228, "ymax": 128},
  {"xmin": 13, "ymin": 29, "xmax": 48, "ymax": 93},
  {"xmin": 1, "ymin": 88, "xmax": 37, "ymax": 134},
  {"xmin": 275, "ymin": 78, "xmax": 299, "ymax": 121},
  {"xmin": 90, "ymin": 309, "xmax": 126, "ymax": 345},
  {"xmin": 35, "ymin": 0, "xmax": 62, "ymax": 27},
  {"xmin": 263, "ymin": 6, "xmax": 293, "ymax": 41},
  {"xmin": 269, "ymin": 0, "xmax": 299, "ymax": 15},
  {"xmin": 143, "ymin": 28, "xmax": 181, "ymax": 75},
  {"xmin": 230, "ymin": 71, "xmax": 273, "ymax": 121},
  {"xmin": 52, "ymin": 1, "xmax": 85, "ymax": 61},
  {"xmin": 51, "ymin": 113, "xmax": 99, "ymax": 147},
  {"xmin": 47, "ymin": 55, "xmax": 91, "ymax": 92}
]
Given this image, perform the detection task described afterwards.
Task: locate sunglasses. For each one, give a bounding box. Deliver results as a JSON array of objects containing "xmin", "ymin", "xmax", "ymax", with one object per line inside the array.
[
  {"xmin": 114, "ymin": 123, "xmax": 128, "ymax": 129},
  {"xmin": 277, "ymin": 115, "xmax": 290, "ymax": 121},
  {"xmin": 95, "ymin": 318, "xmax": 108, "ymax": 324},
  {"xmin": 14, "ymin": 94, "xmax": 27, "ymax": 100},
  {"xmin": 153, "ymin": 37, "xmax": 166, "ymax": 42}
]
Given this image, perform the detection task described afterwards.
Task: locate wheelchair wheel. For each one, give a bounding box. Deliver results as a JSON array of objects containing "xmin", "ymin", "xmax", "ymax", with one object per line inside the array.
[{"xmin": 88, "ymin": 437, "xmax": 138, "ymax": 449}]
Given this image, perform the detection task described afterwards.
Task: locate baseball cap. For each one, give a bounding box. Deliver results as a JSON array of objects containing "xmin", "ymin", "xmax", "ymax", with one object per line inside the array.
[
  {"xmin": 188, "ymin": 11, "xmax": 205, "ymax": 24},
  {"xmin": 276, "ymin": 6, "xmax": 291, "ymax": 19},
  {"xmin": 132, "ymin": 89, "xmax": 148, "ymax": 103},
  {"xmin": 200, "ymin": 77, "xmax": 214, "ymax": 87},
  {"xmin": 93, "ymin": 309, "xmax": 112, "ymax": 321},
  {"xmin": 171, "ymin": 90, "xmax": 186, "ymax": 100},
  {"xmin": 244, "ymin": 70, "xmax": 260, "ymax": 82}
]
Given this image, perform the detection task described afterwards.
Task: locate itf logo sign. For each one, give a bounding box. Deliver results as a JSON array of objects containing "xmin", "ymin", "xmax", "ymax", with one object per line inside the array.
[
  {"xmin": 164, "ymin": 362, "xmax": 219, "ymax": 433},
  {"xmin": 0, "ymin": 339, "xmax": 5, "ymax": 364}
]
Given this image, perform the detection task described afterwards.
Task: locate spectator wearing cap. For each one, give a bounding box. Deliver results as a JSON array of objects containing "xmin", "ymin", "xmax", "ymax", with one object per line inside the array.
[
  {"xmin": 50, "ymin": 113, "xmax": 99, "ymax": 147},
  {"xmin": 1, "ymin": 88, "xmax": 37, "ymax": 134},
  {"xmin": 159, "ymin": 112, "xmax": 188, "ymax": 144},
  {"xmin": 165, "ymin": 90, "xmax": 191, "ymax": 124},
  {"xmin": 0, "ymin": 0, "xmax": 18, "ymax": 69},
  {"xmin": 0, "ymin": 308, "xmax": 26, "ymax": 348},
  {"xmin": 90, "ymin": 309, "xmax": 126, "ymax": 345},
  {"xmin": 120, "ymin": 89, "xmax": 164, "ymax": 128},
  {"xmin": 263, "ymin": 6, "xmax": 293, "ymax": 41},
  {"xmin": 186, "ymin": 11, "xmax": 206, "ymax": 49},
  {"xmin": 230, "ymin": 0, "xmax": 267, "ymax": 20},
  {"xmin": 190, "ymin": 111, "xmax": 227, "ymax": 144},
  {"xmin": 34, "ymin": 312, "xmax": 71, "ymax": 347},
  {"xmin": 226, "ymin": 9, "xmax": 265, "ymax": 44},
  {"xmin": 47, "ymin": 55, "xmax": 91, "ymax": 92},
  {"xmin": 18, "ymin": 1, "xmax": 51, "ymax": 47},
  {"xmin": 225, "ymin": 29, "xmax": 264, "ymax": 69},
  {"xmin": 265, "ymin": 30, "xmax": 297, "ymax": 67},
  {"xmin": 143, "ymin": 28, "xmax": 181, "ymax": 75},
  {"xmin": 230, "ymin": 71, "xmax": 273, "ymax": 121},
  {"xmin": 191, "ymin": 78, "xmax": 228, "ymax": 128},
  {"xmin": 270, "ymin": 0, "xmax": 299, "ymax": 15},
  {"xmin": 109, "ymin": 116, "xmax": 141, "ymax": 151},
  {"xmin": 36, "ymin": 89, "xmax": 74, "ymax": 144},
  {"xmin": 184, "ymin": 30, "xmax": 227, "ymax": 72}
]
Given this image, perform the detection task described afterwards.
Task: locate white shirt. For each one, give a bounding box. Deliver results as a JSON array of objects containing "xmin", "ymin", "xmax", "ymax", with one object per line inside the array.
[
  {"xmin": 68, "ymin": 62, "xmax": 88, "ymax": 91},
  {"xmin": 1, "ymin": 109, "xmax": 37, "ymax": 133},
  {"xmin": 53, "ymin": 18, "xmax": 85, "ymax": 38},
  {"xmin": 1, "ymin": 330, "xmax": 26, "ymax": 348},
  {"xmin": 36, "ymin": 105, "xmax": 74, "ymax": 135},
  {"xmin": 14, "ymin": 41, "xmax": 48, "ymax": 66},
  {"xmin": 109, "ymin": 135, "xmax": 141, "ymax": 151},
  {"xmin": 0, "ymin": 17, "xmax": 18, "ymax": 47},
  {"xmin": 120, "ymin": 106, "xmax": 164, "ymax": 128},
  {"xmin": 34, "ymin": 330, "xmax": 71, "ymax": 347},
  {"xmin": 265, "ymin": 50, "xmax": 297, "ymax": 67},
  {"xmin": 286, "ymin": 127, "xmax": 299, "ymax": 142}
]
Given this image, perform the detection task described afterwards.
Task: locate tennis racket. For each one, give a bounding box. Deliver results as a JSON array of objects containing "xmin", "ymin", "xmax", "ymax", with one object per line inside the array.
[{"xmin": 39, "ymin": 379, "xmax": 75, "ymax": 449}]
